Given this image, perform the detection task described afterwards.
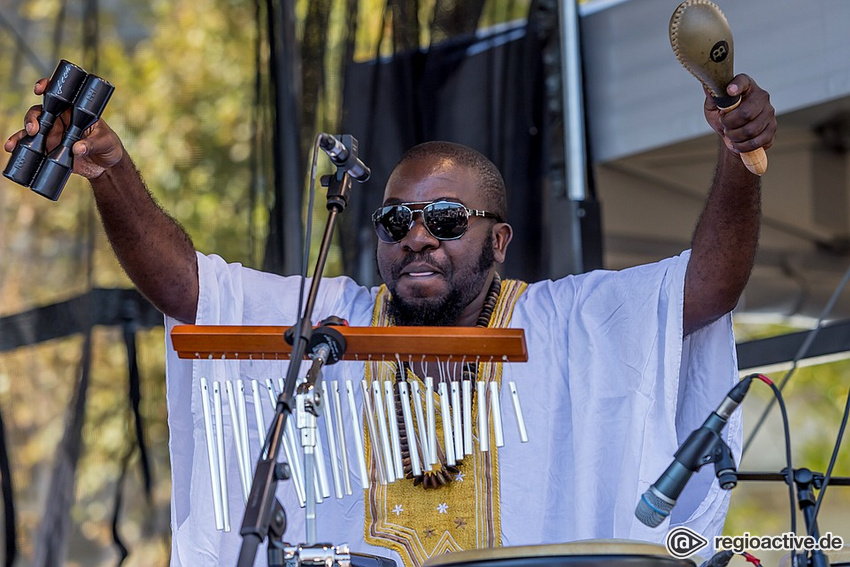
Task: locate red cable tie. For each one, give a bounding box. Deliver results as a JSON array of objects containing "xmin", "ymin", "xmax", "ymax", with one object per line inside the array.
[{"xmin": 741, "ymin": 551, "xmax": 762, "ymax": 566}]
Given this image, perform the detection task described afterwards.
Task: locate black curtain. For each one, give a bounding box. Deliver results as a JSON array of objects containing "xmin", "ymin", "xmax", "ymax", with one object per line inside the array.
[{"xmin": 340, "ymin": 18, "xmax": 548, "ymax": 286}]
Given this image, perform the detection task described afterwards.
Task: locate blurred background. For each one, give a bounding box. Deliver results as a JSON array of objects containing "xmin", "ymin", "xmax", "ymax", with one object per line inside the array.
[{"xmin": 1, "ymin": 0, "xmax": 850, "ymax": 565}]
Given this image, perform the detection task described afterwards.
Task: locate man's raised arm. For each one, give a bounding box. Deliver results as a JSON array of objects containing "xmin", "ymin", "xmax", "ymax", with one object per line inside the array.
[
  {"xmin": 5, "ymin": 79, "xmax": 199, "ymax": 323},
  {"xmin": 683, "ymin": 74, "xmax": 777, "ymax": 336}
]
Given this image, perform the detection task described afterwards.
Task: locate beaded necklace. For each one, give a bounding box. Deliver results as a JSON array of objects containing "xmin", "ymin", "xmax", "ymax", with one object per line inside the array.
[{"xmin": 393, "ymin": 272, "xmax": 502, "ymax": 489}]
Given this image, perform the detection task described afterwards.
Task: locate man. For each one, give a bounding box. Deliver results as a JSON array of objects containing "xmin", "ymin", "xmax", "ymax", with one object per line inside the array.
[{"xmin": 6, "ymin": 73, "xmax": 775, "ymax": 567}]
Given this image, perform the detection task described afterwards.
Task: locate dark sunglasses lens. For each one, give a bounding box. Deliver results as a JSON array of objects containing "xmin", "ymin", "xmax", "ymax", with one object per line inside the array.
[
  {"xmin": 374, "ymin": 205, "xmax": 412, "ymax": 242},
  {"xmin": 424, "ymin": 202, "xmax": 468, "ymax": 239}
]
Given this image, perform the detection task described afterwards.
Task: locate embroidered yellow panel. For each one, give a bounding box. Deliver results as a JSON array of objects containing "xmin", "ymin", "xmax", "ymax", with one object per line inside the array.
[{"xmin": 363, "ymin": 280, "xmax": 527, "ymax": 567}]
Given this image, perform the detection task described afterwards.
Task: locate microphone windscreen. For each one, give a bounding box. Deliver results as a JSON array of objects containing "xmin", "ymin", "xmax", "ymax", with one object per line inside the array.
[{"xmin": 635, "ymin": 488, "xmax": 674, "ymax": 528}]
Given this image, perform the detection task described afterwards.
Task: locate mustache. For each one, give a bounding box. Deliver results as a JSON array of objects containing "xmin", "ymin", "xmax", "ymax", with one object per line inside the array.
[{"xmin": 390, "ymin": 251, "xmax": 448, "ymax": 277}]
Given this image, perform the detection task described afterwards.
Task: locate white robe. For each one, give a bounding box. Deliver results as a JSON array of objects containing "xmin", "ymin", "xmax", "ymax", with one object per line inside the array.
[{"xmin": 163, "ymin": 249, "xmax": 741, "ymax": 566}]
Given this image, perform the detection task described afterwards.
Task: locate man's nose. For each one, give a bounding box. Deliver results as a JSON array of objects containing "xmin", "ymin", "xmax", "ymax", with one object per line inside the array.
[{"xmin": 401, "ymin": 215, "xmax": 439, "ymax": 252}]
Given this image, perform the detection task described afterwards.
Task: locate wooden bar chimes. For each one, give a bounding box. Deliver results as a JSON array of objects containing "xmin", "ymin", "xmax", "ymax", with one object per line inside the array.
[{"xmin": 172, "ymin": 324, "xmax": 530, "ymax": 532}]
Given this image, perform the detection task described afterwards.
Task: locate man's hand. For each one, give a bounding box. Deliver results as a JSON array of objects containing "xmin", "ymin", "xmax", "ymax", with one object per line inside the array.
[
  {"xmin": 5, "ymin": 76, "xmax": 200, "ymax": 323},
  {"xmin": 4, "ymin": 78, "xmax": 124, "ymax": 180},
  {"xmin": 703, "ymin": 74, "xmax": 776, "ymax": 158}
]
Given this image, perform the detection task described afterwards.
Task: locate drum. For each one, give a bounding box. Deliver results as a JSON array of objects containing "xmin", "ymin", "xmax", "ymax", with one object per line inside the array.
[
  {"xmin": 352, "ymin": 551, "xmax": 401, "ymax": 567},
  {"xmin": 422, "ymin": 540, "xmax": 697, "ymax": 567}
]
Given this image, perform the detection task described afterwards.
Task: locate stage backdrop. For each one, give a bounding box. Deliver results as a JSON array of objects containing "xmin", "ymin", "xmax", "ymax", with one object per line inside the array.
[{"xmin": 339, "ymin": 20, "xmax": 549, "ymax": 287}]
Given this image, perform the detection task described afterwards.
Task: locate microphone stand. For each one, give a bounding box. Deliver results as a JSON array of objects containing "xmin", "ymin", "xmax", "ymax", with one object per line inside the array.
[
  {"xmin": 736, "ymin": 470, "xmax": 850, "ymax": 567},
  {"xmin": 236, "ymin": 149, "xmax": 358, "ymax": 567}
]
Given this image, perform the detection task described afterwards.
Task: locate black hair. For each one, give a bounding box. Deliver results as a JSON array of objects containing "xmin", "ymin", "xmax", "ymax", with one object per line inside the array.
[{"xmin": 395, "ymin": 141, "xmax": 508, "ymax": 222}]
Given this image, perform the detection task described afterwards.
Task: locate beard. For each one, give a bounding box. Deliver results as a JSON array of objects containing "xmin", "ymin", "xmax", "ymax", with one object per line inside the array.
[{"xmin": 385, "ymin": 235, "xmax": 495, "ymax": 326}]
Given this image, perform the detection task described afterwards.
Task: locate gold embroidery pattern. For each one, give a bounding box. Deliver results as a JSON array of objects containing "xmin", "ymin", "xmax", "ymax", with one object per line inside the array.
[{"xmin": 363, "ymin": 280, "xmax": 528, "ymax": 567}]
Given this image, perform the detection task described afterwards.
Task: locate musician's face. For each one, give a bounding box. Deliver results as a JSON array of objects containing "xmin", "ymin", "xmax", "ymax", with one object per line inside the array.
[{"xmin": 376, "ymin": 156, "xmax": 511, "ymax": 326}]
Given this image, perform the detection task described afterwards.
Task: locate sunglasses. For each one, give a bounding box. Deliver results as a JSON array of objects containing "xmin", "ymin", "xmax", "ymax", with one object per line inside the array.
[{"xmin": 372, "ymin": 200, "xmax": 502, "ymax": 243}]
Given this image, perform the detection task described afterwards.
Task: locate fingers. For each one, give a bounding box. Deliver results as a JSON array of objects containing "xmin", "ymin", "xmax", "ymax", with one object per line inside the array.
[
  {"xmin": 71, "ymin": 119, "xmax": 125, "ymax": 175},
  {"xmin": 72, "ymin": 119, "xmax": 117, "ymax": 156},
  {"xmin": 22, "ymin": 79, "xmax": 50, "ymax": 135},
  {"xmin": 724, "ymin": 73, "xmax": 752, "ymax": 99},
  {"xmin": 4, "ymin": 129, "xmax": 25, "ymax": 153},
  {"xmin": 5, "ymin": 75, "xmax": 123, "ymax": 181},
  {"xmin": 23, "ymin": 104, "xmax": 45, "ymax": 132},
  {"xmin": 3, "ymin": 105, "xmax": 39, "ymax": 150},
  {"xmin": 34, "ymin": 78, "xmax": 48, "ymax": 95},
  {"xmin": 719, "ymin": 74, "xmax": 777, "ymax": 154},
  {"xmin": 4, "ymin": 79, "xmax": 53, "ymax": 153},
  {"xmin": 5, "ymin": 85, "xmax": 123, "ymax": 180}
]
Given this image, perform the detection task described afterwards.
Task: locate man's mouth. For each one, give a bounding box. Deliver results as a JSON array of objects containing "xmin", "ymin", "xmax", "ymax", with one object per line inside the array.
[{"xmin": 399, "ymin": 261, "xmax": 443, "ymax": 279}]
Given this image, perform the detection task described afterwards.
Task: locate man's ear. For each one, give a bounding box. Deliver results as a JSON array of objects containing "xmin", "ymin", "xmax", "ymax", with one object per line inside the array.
[{"xmin": 492, "ymin": 222, "xmax": 513, "ymax": 264}]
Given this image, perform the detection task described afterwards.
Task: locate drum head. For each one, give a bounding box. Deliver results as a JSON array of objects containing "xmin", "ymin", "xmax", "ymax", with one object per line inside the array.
[{"xmin": 422, "ymin": 540, "xmax": 697, "ymax": 567}]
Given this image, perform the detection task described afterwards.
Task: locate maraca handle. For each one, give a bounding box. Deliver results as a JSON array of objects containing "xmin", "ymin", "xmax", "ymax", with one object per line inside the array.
[
  {"xmin": 717, "ymin": 96, "xmax": 768, "ymax": 176},
  {"xmin": 740, "ymin": 148, "xmax": 767, "ymax": 176}
]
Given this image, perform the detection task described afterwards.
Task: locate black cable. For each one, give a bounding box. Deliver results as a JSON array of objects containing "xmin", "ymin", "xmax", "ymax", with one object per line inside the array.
[
  {"xmin": 752, "ymin": 374, "xmax": 798, "ymax": 567},
  {"xmin": 0, "ymin": 404, "xmax": 17, "ymax": 567},
  {"xmin": 110, "ymin": 450, "xmax": 131, "ymax": 566},
  {"xmin": 33, "ymin": 329, "xmax": 94, "ymax": 565},
  {"xmin": 293, "ymin": 136, "xmax": 321, "ymax": 334},
  {"xmin": 122, "ymin": 316, "xmax": 152, "ymax": 498},
  {"xmin": 743, "ymin": 261, "xmax": 850, "ymax": 456},
  {"xmin": 260, "ymin": 135, "xmax": 320, "ymax": 460},
  {"xmin": 810, "ymin": 386, "xmax": 850, "ymax": 527},
  {"xmin": 293, "ymin": 133, "xmax": 318, "ymax": 336},
  {"xmin": 698, "ymin": 550, "xmax": 734, "ymax": 567}
]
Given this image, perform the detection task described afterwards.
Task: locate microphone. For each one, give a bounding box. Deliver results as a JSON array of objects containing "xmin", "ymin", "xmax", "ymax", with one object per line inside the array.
[
  {"xmin": 318, "ymin": 133, "xmax": 371, "ymax": 181},
  {"xmin": 635, "ymin": 376, "xmax": 752, "ymax": 527}
]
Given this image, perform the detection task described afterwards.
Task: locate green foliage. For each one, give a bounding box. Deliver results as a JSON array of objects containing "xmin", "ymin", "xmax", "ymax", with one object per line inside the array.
[{"xmin": 2, "ymin": 0, "xmax": 264, "ymax": 562}]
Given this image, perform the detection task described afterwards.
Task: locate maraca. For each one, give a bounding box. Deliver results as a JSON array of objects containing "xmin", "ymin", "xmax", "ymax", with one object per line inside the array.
[
  {"xmin": 3, "ymin": 60, "xmax": 87, "ymax": 187},
  {"xmin": 30, "ymin": 74, "xmax": 114, "ymax": 200},
  {"xmin": 669, "ymin": 0, "xmax": 768, "ymax": 176}
]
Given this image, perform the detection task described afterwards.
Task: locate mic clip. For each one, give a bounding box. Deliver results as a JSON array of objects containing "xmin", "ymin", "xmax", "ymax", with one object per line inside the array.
[
  {"xmin": 675, "ymin": 429, "xmax": 738, "ymax": 490},
  {"xmin": 712, "ymin": 438, "xmax": 739, "ymax": 490},
  {"xmin": 674, "ymin": 427, "xmax": 722, "ymax": 471},
  {"xmin": 283, "ymin": 316, "xmax": 348, "ymax": 365},
  {"xmin": 318, "ymin": 133, "xmax": 371, "ymax": 182}
]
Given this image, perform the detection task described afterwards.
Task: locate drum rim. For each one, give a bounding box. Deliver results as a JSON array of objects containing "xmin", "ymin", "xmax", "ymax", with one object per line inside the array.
[{"xmin": 421, "ymin": 539, "xmax": 683, "ymax": 567}]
